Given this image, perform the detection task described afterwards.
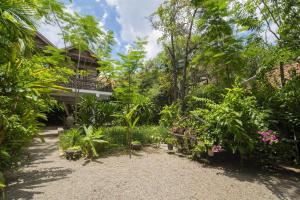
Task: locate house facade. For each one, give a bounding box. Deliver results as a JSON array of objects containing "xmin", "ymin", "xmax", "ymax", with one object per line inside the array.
[{"xmin": 35, "ymin": 32, "xmax": 113, "ymax": 105}]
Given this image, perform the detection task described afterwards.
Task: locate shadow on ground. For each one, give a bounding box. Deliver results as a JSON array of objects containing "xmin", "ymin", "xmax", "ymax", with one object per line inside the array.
[
  {"xmin": 198, "ymin": 157, "xmax": 300, "ymax": 200},
  {"xmin": 21, "ymin": 136, "xmax": 59, "ymax": 167},
  {"xmin": 6, "ymin": 167, "xmax": 72, "ymax": 200},
  {"xmin": 5, "ymin": 132, "xmax": 73, "ymax": 200}
]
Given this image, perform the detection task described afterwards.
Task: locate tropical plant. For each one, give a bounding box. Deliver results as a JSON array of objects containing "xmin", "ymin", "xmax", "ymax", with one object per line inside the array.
[
  {"xmin": 59, "ymin": 128, "xmax": 82, "ymax": 150},
  {"xmin": 80, "ymin": 125, "xmax": 109, "ymax": 158},
  {"xmin": 101, "ymin": 126, "xmax": 169, "ymax": 146},
  {"xmin": 165, "ymin": 137, "xmax": 177, "ymax": 145},
  {"xmin": 190, "ymin": 86, "xmax": 269, "ymax": 161},
  {"xmin": 120, "ymin": 107, "xmax": 140, "ymax": 157},
  {"xmin": 59, "ymin": 126, "xmax": 109, "ymax": 158},
  {"xmin": 0, "ymin": 0, "xmax": 36, "ymax": 63},
  {"xmin": 76, "ymin": 95, "xmax": 119, "ymax": 127},
  {"xmin": 159, "ymin": 103, "xmax": 180, "ymax": 127},
  {"xmin": 0, "ymin": 171, "xmax": 5, "ymax": 189}
]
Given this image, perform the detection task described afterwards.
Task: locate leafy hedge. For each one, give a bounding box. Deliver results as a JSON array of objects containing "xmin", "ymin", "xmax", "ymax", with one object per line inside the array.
[
  {"xmin": 101, "ymin": 126, "xmax": 169, "ymax": 146},
  {"xmin": 189, "ymin": 86, "xmax": 270, "ymax": 160}
]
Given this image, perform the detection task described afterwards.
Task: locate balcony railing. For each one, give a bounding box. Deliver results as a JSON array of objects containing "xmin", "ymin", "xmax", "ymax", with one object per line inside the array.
[{"xmin": 60, "ymin": 77, "xmax": 112, "ymax": 92}]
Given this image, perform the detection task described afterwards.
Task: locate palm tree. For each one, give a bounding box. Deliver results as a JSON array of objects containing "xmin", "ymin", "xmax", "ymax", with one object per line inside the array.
[{"xmin": 0, "ymin": 0, "xmax": 36, "ymax": 63}]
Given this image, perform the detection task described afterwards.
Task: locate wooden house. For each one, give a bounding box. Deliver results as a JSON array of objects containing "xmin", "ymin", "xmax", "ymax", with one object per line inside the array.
[{"xmin": 34, "ymin": 32, "xmax": 113, "ymax": 105}]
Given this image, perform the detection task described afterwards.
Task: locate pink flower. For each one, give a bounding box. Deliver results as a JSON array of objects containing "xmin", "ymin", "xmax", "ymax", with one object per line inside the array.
[
  {"xmin": 212, "ymin": 145, "xmax": 222, "ymax": 153},
  {"xmin": 257, "ymin": 130, "xmax": 279, "ymax": 145}
]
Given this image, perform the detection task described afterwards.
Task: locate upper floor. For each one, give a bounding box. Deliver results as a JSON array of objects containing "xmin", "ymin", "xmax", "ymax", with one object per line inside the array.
[{"xmin": 34, "ymin": 32, "xmax": 113, "ymax": 100}]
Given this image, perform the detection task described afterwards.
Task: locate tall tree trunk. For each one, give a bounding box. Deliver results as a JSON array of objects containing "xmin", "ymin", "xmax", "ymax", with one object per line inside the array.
[
  {"xmin": 74, "ymin": 48, "xmax": 81, "ymax": 124},
  {"xmin": 181, "ymin": 8, "xmax": 197, "ymax": 112},
  {"xmin": 168, "ymin": 34, "xmax": 178, "ymax": 102}
]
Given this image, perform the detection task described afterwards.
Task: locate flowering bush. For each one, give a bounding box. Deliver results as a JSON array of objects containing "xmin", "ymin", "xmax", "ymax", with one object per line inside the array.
[
  {"xmin": 257, "ymin": 130, "xmax": 279, "ymax": 145},
  {"xmin": 212, "ymin": 145, "xmax": 222, "ymax": 153},
  {"xmin": 254, "ymin": 130, "xmax": 283, "ymax": 166},
  {"xmin": 189, "ymin": 86, "xmax": 269, "ymax": 160}
]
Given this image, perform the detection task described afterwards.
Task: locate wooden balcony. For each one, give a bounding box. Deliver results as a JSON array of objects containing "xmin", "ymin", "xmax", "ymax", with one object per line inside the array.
[{"xmin": 60, "ymin": 77, "xmax": 113, "ymax": 92}]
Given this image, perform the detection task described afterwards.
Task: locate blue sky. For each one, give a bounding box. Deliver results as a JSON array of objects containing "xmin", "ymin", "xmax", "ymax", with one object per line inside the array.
[{"xmin": 39, "ymin": 0, "xmax": 163, "ymax": 59}]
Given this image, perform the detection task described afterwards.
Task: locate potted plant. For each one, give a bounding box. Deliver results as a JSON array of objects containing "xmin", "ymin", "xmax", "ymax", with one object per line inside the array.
[
  {"xmin": 131, "ymin": 141, "xmax": 142, "ymax": 151},
  {"xmin": 165, "ymin": 137, "xmax": 177, "ymax": 150},
  {"xmin": 65, "ymin": 146, "xmax": 82, "ymax": 160}
]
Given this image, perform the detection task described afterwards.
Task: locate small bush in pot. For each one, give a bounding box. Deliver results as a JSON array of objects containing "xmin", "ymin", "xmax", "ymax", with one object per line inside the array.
[
  {"xmin": 131, "ymin": 141, "xmax": 142, "ymax": 150},
  {"xmin": 65, "ymin": 146, "xmax": 82, "ymax": 160},
  {"xmin": 165, "ymin": 137, "xmax": 177, "ymax": 150}
]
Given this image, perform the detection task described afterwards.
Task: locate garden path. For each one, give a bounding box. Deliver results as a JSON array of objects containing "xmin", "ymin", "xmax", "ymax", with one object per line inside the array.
[{"xmin": 6, "ymin": 127, "xmax": 300, "ymax": 200}]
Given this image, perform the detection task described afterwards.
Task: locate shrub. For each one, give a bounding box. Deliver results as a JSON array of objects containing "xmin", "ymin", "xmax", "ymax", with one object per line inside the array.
[
  {"xmin": 190, "ymin": 86, "xmax": 269, "ymax": 161},
  {"xmin": 252, "ymin": 75, "xmax": 300, "ymax": 164},
  {"xmin": 76, "ymin": 95, "xmax": 119, "ymax": 127},
  {"xmin": 165, "ymin": 137, "xmax": 177, "ymax": 145},
  {"xmin": 59, "ymin": 128, "xmax": 82, "ymax": 150},
  {"xmin": 159, "ymin": 103, "xmax": 180, "ymax": 127},
  {"xmin": 59, "ymin": 126, "xmax": 109, "ymax": 158},
  {"xmin": 134, "ymin": 98, "xmax": 157, "ymax": 125},
  {"xmin": 80, "ymin": 125, "xmax": 109, "ymax": 158},
  {"xmin": 0, "ymin": 56, "xmax": 72, "ymax": 172},
  {"xmin": 101, "ymin": 126, "xmax": 169, "ymax": 146},
  {"xmin": 187, "ymin": 84, "xmax": 224, "ymax": 110}
]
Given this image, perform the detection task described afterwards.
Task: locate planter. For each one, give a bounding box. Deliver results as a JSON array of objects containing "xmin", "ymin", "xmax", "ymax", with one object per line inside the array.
[
  {"xmin": 131, "ymin": 142, "xmax": 142, "ymax": 151},
  {"xmin": 167, "ymin": 144, "xmax": 174, "ymax": 150},
  {"xmin": 207, "ymin": 149, "xmax": 214, "ymax": 157},
  {"xmin": 65, "ymin": 116, "xmax": 74, "ymax": 129},
  {"xmin": 65, "ymin": 149, "xmax": 82, "ymax": 160}
]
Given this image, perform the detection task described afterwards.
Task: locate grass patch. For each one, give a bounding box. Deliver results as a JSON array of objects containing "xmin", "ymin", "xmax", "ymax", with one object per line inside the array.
[{"xmin": 101, "ymin": 126, "xmax": 169, "ymax": 146}]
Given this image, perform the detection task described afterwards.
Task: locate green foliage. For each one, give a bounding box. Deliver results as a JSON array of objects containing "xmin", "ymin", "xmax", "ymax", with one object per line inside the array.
[
  {"xmin": 76, "ymin": 95, "xmax": 118, "ymax": 127},
  {"xmin": 0, "ymin": 57, "xmax": 71, "ymax": 171},
  {"xmin": 113, "ymin": 38, "xmax": 147, "ymax": 106},
  {"xmin": 0, "ymin": 171, "xmax": 5, "ymax": 189},
  {"xmin": 132, "ymin": 96, "xmax": 157, "ymax": 125},
  {"xmin": 59, "ymin": 126, "xmax": 109, "ymax": 158},
  {"xmin": 187, "ymin": 84, "xmax": 224, "ymax": 110},
  {"xmin": 101, "ymin": 126, "xmax": 169, "ymax": 146},
  {"xmin": 131, "ymin": 140, "xmax": 141, "ymax": 145},
  {"xmin": 190, "ymin": 86, "xmax": 269, "ymax": 159},
  {"xmin": 165, "ymin": 137, "xmax": 177, "ymax": 145},
  {"xmin": 275, "ymin": 75, "xmax": 300, "ymax": 129},
  {"xmin": 0, "ymin": 0, "xmax": 36, "ymax": 63},
  {"xmin": 233, "ymin": 0, "xmax": 300, "ymax": 54},
  {"xmin": 118, "ymin": 106, "xmax": 140, "ymax": 155},
  {"xmin": 80, "ymin": 125, "xmax": 108, "ymax": 158},
  {"xmin": 59, "ymin": 128, "xmax": 82, "ymax": 150},
  {"xmin": 159, "ymin": 103, "xmax": 180, "ymax": 127}
]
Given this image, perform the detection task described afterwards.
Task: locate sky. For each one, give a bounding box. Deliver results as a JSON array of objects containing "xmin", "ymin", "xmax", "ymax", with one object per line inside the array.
[{"xmin": 39, "ymin": 0, "xmax": 164, "ymax": 59}]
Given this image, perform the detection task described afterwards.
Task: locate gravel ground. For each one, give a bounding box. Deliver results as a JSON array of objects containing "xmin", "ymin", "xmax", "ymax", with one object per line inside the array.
[{"xmin": 5, "ymin": 128, "xmax": 300, "ymax": 200}]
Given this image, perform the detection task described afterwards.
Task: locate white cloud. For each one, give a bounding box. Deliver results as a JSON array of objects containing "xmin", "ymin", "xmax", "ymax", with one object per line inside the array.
[
  {"xmin": 38, "ymin": 3, "xmax": 83, "ymax": 49},
  {"xmin": 125, "ymin": 44, "xmax": 132, "ymax": 52},
  {"xmin": 145, "ymin": 30, "xmax": 162, "ymax": 59},
  {"xmin": 105, "ymin": 0, "xmax": 163, "ymax": 59},
  {"xmin": 38, "ymin": 21, "xmax": 64, "ymax": 48},
  {"xmin": 105, "ymin": 0, "xmax": 118, "ymax": 6},
  {"xmin": 65, "ymin": 3, "xmax": 81, "ymax": 15},
  {"xmin": 262, "ymin": 23, "xmax": 278, "ymax": 44}
]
